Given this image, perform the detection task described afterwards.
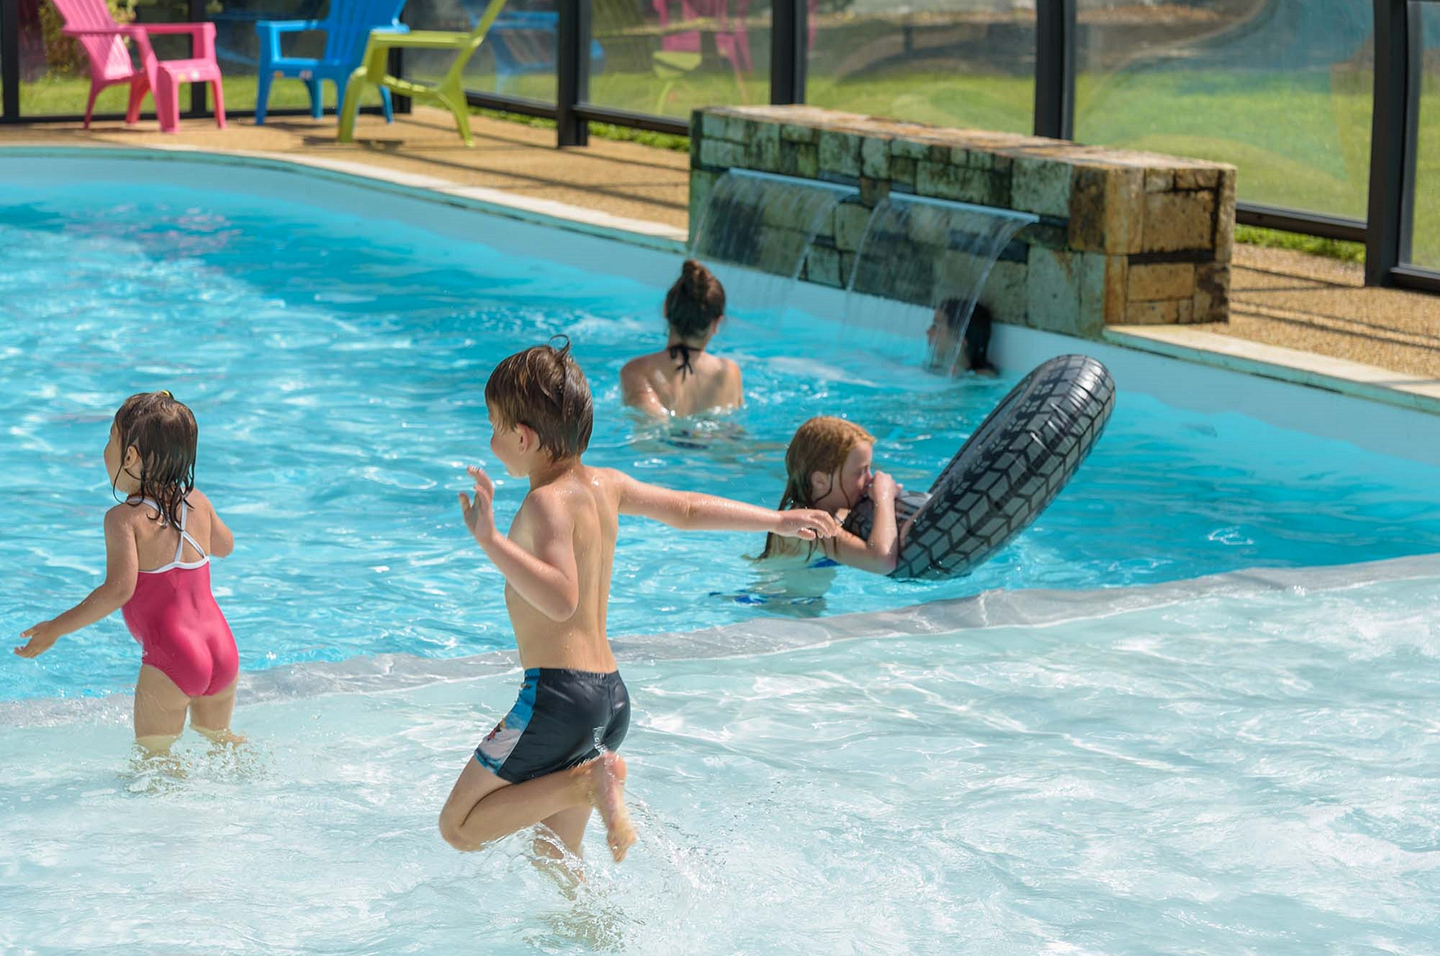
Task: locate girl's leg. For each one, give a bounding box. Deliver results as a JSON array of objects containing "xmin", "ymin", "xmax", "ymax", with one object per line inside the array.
[
  {"xmin": 438, "ymin": 753, "xmax": 633, "ymax": 861},
  {"xmin": 190, "ymin": 677, "xmax": 244, "ymax": 745},
  {"xmin": 134, "ymin": 664, "xmax": 190, "ymax": 755}
]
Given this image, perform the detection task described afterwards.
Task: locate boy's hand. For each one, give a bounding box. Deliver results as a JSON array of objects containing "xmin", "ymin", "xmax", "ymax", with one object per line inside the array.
[
  {"xmin": 775, "ymin": 509, "xmax": 842, "ymax": 540},
  {"xmin": 458, "ymin": 465, "xmax": 499, "ymax": 545},
  {"xmin": 14, "ymin": 621, "xmax": 60, "ymax": 659}
]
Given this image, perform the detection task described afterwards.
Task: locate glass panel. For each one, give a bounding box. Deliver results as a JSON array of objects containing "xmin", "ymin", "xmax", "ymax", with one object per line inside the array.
[
  {"xmin": 1404, "ymin": 2, "xmax": 1440, "ymax": 269},
  {"xmin": 16, "ymin": 0, "xmax": 177, "ymax": 118},
  {"xmin": 588, "ymin": 0, "xmax": 771, "ymax": 118},
  {"xmin": 1075, "ymin": 0, "xmax": 1374, "ymax": 221},
  {"xmin": 805, "ymin": 1, "xmax": 1035, "ymax": 135},
  {"xmin": 207, "ymin": 0, "xmax": 333, "ymax": 115},
  {"xmin": 405, "ymin": 0, "xmax": 557, "ymax": 104}
]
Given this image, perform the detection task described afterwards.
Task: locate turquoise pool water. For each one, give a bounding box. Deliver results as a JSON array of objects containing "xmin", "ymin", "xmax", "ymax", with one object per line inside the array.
[{"xmin": 2, "ymin": 173, "xmax": 1439, "ymax": 703}]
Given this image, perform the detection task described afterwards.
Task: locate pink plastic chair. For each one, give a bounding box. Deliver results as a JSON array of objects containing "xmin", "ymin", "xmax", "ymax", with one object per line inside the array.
[{"xmin": 50, "ymin": 0, "xmax": 226, "ymax": 133}]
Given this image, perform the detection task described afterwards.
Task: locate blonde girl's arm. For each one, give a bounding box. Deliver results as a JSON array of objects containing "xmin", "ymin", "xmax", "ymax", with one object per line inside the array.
[
  {"xmin": 610, "ymin": 470, "xmax": 840, "ymax": 539},
  {"xmin": 14, "ymin": 508, "xmax": 140, "ymax": 658},
  {"xmin": 817, "ymin": 473, "xmax": 901, "ymax": 575}
]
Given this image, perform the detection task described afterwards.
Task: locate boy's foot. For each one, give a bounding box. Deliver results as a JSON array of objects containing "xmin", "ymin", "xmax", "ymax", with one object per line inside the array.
[{"xmin": 584, "ymin": 753, "xmax": 635, "ymax": 862}]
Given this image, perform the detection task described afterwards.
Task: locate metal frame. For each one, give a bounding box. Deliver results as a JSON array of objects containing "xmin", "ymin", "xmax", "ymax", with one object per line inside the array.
[{"xmin": 3, "ymin": 0, "xmax": 1439, "ymax": 290}]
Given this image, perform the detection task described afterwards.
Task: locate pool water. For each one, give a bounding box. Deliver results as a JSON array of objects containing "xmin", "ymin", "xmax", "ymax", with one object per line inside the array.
[
  {"xmin": 2, "ymin": 176, "xmax": 1438, "ymax": 702},
  {"xmin": 3, "ymin": 560, "xmax": 1437, "ymax": 955}
]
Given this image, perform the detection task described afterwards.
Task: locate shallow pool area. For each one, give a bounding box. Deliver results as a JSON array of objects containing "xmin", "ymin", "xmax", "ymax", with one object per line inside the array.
[
  {"xmin": 3, "ymin": 152, "xmax": 1440, "ymax": 955},
  {"xmin": 4, "ymin": 557, "xmax": 1437, "ymax": 955}
]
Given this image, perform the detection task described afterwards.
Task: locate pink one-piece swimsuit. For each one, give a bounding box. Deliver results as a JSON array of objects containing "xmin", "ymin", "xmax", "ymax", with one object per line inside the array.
[{"xmin": 120, "ymin": 498, "xmax": 238, "ymax": 697}]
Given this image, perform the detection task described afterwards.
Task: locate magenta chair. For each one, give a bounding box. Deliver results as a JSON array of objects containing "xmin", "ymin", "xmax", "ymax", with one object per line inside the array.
[{"xmin": 50, "ymin": 0, "xmax": 226, "ymax": 132}]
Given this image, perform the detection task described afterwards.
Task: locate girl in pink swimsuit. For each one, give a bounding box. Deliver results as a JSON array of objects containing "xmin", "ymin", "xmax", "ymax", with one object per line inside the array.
[{"xmin": 15, "ymin": 391, "xmax": 242, "ymax": 755}]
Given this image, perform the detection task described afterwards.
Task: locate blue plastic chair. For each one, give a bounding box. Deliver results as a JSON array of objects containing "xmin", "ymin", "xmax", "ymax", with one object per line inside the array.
[{"xmin": 255, "ymin": 0, "xmax": 410, "ymax": 125}]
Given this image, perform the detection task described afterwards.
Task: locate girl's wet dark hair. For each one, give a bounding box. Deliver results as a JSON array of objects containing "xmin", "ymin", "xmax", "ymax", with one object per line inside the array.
[
  {"xmin": 936, "ymin": 299, "xmax": 995, "ymax": 373},
  {"xmin": 113, "ymin": 391, "xmax": 198, "ymax": 529},
  {"xmin": 664, "ymin": 259, "xmax": 727, "ymax": 340}
]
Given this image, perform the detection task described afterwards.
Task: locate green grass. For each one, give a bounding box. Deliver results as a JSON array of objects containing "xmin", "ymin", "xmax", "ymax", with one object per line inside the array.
[{"xmin": 1235, "ymin": 225, "xmax": 1366, "ymax": 264}]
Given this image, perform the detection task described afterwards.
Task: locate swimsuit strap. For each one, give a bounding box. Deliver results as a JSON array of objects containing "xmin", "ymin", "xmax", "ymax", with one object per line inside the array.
[
  {"xmin": 668, "ymin": 343, "xmax": 702, "ymax": 380},
  {"xmin": 174, "ymin": 498, "xmax": 207, "ymax": 564}
]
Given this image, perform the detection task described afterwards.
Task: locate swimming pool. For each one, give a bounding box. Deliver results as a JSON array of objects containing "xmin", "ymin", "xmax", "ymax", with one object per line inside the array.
[
  {"xmin": 2, "ymin": 151, "xmax": 1438, "ymax": 955},
  {"xmin": 2, "ymin": 153, "xmax": 1437, "ymax": 702}
]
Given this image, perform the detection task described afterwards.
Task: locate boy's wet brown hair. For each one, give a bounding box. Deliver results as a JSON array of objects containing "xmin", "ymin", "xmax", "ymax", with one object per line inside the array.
[
  {"xmin": 664, "ymin": 259, "xmax": 727, "ymax": 339},
  {"xmin": 484, "ymin": 336, "xmax": 593, "ymax": 460},
  {"xmin": 113, "ymin": 390, "xmax": 198, "ymax": 529}
]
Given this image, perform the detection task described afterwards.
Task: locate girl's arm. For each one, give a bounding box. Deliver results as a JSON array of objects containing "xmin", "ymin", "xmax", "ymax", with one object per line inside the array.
[
  {"xmin": 819, "ymin": 473, "xmax": 901, "ymax": 575},
  {"xmin": 620, "ymin": 361, "xmax": 669, "ymax": 420},
  {"xmin": 611, "ymin": 470, "xmax": 840, "ymax": 539},
  {"xmin": 205, "ymin": 494, "xmax": 234, "ymax": 558},
  {"xmin": 458, "ymin": 466, "xmax": 580, "ymax": 622},
  {"xmin": 14, "ymin": 509, "xmax": 139, "ymax": 658}
]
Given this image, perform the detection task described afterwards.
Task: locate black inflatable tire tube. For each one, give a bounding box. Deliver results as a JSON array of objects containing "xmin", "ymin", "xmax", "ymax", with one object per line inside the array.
[{"xmin": 843, "ymin": 354, "xmax": 1115, "ymax": 581}]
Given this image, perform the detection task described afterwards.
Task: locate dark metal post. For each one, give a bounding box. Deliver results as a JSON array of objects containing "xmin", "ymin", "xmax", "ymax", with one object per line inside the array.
[
  {"xmin": 2, "ymin": 0, "xmax": 22, "ymax": 121},
  {"xmin": 189, "ymin": 0, "xmax": 206, "ymax": 116},
  {"xmin": 1365, "ymin": 0, "xmax": 1412, "ymax": 286},
  {"xmin": 556, "ymin": 0, "xmax": 591, "ymax": 147},
  {"xmin": 770, "ymin": 0, "xmax": 807, "ymax": 105},
  {"xmin": 1033, "ymin": 0, "xmax": 1076, "ymax": 140},
  {"xmin": 390, "ymin": 0, "xmax": 410, "ymax": 115}
]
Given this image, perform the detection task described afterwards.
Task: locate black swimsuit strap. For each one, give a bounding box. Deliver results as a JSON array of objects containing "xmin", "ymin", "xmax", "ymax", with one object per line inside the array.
[{"xmin": 668, "ymin": 343, "xmax": 703, "ymax": 379}]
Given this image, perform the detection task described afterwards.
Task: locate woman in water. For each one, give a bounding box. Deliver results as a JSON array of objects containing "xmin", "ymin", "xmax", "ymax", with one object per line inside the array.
[
  {"xmin": 927, "ymin": 299, "xmax": 997, "ymax": 378},
  {"xmin": 15, "ymin": 391, "xmax": 242, "ymax": 756},
  {"xmin": 757, "ymin": 416, "xmax": 905, "ymax": 576},
  {"xmin": 621, "ymin": 259, "xmax": 744, "ymax": 418}
]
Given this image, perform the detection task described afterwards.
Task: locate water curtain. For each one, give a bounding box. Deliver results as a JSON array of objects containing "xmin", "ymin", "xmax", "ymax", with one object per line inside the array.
[
  {"xmin": 844, "ymin": 194, "xmax": 1037, "ymax": 371},
  {"xmin": 689, "ymin": 169, "xmax": 858, "ymax": 315}
]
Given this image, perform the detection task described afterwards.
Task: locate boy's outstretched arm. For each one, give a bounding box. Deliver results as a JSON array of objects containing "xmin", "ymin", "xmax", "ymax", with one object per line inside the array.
[
  {"xmin": 458, "ymin": 466, "xmax": 580, "ymax": 622},
  {"xmin": 15, "ymin": 508, "xmax": 139, "ymax": 658},
  {"xmin": 610, "ymin": 470, "xmax": 841, "ymax": 539}
]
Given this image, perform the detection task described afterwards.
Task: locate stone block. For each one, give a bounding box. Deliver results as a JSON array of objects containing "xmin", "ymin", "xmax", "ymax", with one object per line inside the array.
[
  {"xmin": 890, "ymin": 156, "xmax": 917, "ymax": 188},
  {"xmin": 1142, "ymin": 190, "xmax": 1215, "ymax": 253},
  {"xmin": 840, "ymin": 251, "xmax": 857, "ymax": 289},
  {"xmin": 1193, "ymin": 263, "xmax": 1231, "ymax": 322},
  {"xmin": 779, "ymin": 141, "xmax": 819, "ymax": 178},
  {"xmin": 699, "ymin": 138, "xmax": 745, "ymax": 170},
  {"xmin": 1011, "ymin": 155, "xmax": 1074, "ymax": 218},
  {"xmin": 818, "ymin": 130, "xmax": 862, "ymax": 178},
  {"xmin": 1214, "ymin": 168, "xmax": 1237, "ymax": 261},
  {"xmin": 1069, "ymin": 165, "xmax": 1144, "ymax": 254},
  {"xmin": 979, "ymin": 258, "xmax": 1027, "ymax": 327},
  {"xmin": 1026, "ymin": 248, "xmax": 1106, "ymax": 338},
  {"xmin": 834, "ymin": 202, "xmax": 875, "ymax": 253},
  {"xmin": 890, "ymin": 139, "xmax": 931, "ymax": 161},
  {"xmin": 1176, "ymin": 298, "xmax": 1195, "ymax": 324},
  {"xmin": 1125, "ymin": 300, "xmax": 1181, "ymax": 325},
  {"xmin": 1127, "ymin": 263, "xmax": 1195, "ymax": 302},
  {"xmin": 744, "ymin": 122, "xmax": 781, "ymax": 172},
  {"xmin": 781, "ymin": 123, "xmax": 818, "ymax": 144},
  {"xmin": 725, "ymin": 115, "xmax": 751, "ymax": 143},
  {"xmin": 1145, "ymin": 169, "xmax": 1173, "ymax": 193},
  {"xmin": 862, "ymin": 137, "xmax": 892, "ymax": 179},
  {"xmin": 859, "ymin": 177, "xmax": 891, "ymax": 208},
  {"xmin": 950, "ymin": 146, "xmax": 971, "ymax": 167},
  {"xmin": 1098, "ymin": 255, "xmax": 1128, "ymax": 325},
  {"xmin": 917, "ymin": 160, "xmax": 960, "ymax": 201},
  {"xmin": 1175, "ymin": 167, "xmax": 1220, "ymax": 190},
  {"xmin": 700, "ymin": 112, "xmax": 729, "ymax": 140},
  {"xmin": 916, "ymin": 162, "xmax": 1003, "ymax": 205},
  {"xmin": 806, "ymin": 245, "xmax": 843, "ymax": 288}
]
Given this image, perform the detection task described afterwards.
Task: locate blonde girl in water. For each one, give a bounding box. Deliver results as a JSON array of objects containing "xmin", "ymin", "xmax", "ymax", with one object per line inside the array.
[
  {"xmin": 757, "ymin": 416, "xmax": 907, "ymax": 576},
  {"xmin": 621, "ymin": 260, "xmax": 744, "ymax": 418}
]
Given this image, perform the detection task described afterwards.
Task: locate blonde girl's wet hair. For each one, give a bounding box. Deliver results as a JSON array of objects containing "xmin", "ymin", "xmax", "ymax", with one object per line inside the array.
[{"xmin": 758, "ymin": 416, "xmax": 876, "ymax": 560}]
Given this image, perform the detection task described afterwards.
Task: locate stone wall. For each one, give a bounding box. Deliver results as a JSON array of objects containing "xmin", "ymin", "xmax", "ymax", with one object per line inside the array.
[{"xmin": 689, "ymin": 105, "xmax": 1236, "ymax": 339}]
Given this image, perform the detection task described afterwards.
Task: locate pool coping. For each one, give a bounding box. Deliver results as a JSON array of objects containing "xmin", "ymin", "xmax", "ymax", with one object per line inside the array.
[{"xmin": 3, "ymin": 141, "xmax": 1436, "ymax": 419}]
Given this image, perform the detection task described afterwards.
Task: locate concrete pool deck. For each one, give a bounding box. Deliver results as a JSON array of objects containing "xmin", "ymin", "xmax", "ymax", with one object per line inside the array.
[{"xmin": 3, "ymin": 107, "xmax": 1436, "ymax": 394}]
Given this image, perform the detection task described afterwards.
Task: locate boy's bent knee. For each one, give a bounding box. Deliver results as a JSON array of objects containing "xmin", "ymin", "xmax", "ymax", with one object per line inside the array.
[{"xmin": 438, "ymin": 812, "xmax": 485, "ymax": 852}]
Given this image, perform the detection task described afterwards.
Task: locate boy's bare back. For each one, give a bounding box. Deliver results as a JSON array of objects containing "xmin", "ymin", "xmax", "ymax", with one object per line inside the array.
[{"xmin": 503, "ymin": 465, "xmax": 620, "ymax": 671}]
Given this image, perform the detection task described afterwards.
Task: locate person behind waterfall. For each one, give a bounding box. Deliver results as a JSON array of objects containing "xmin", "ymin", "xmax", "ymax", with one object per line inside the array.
[{"xmin": 621, "ymin": 259, "xmax": 743, "ymax": 418}]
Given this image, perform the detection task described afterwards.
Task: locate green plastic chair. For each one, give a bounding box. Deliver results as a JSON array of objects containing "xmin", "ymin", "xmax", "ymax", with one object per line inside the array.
[{"xmin": 338, "ymin": 0, "xmax": 508, "ymax": 147}]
